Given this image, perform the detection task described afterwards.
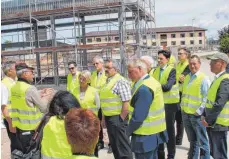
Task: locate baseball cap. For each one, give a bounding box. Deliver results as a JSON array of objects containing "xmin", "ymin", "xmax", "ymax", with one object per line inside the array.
[
  {"xmin": 207, "ymin": 52, "xmax": 229, "ymax": 64},
  {"xmin": 15, "ymin": 63, "xmax": 34, "ymax": 71}
]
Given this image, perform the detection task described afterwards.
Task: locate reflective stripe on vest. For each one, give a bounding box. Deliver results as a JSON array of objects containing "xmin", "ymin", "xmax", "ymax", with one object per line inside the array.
[
  {"xmin": 41, "ymin": 116, "xmax": 72, "ymax": 159},
  {"xmin": 129, "ymin": 76, "xmax": 166, "ymax": 135},
  {"xmin": 153, "ymin": 65, "xmax": 179, "ymax": 104},
  {"xmin": 181, "ymin": 73, "xmax": 205, "ymax": 114},
  {"xmin": 67, "ymin": 72, "xmax": 80, "ymax": 93},
  {"xmin": 206, "ymin": 74, "xmax": 229, "ymax": 126},
  {"xmin": 73, "ymin": 86, "xmax": 99, "ymax": 116},
  {"xmin": 176, "ymin": 60, "xmax": 189, "ymax": 92},
  {"xmin": 100, "ymin": 73, "xmax": 123, "ymax": 116},
  {"xmin": 11, "ymin": 81, "xmax": 42, "ymax": 130},
  {"xmin": 90, "ymin": 71, "xmax": 107, "ymax": 89}
]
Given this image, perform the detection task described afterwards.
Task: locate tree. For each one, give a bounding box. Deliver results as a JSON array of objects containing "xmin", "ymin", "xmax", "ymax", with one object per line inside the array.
[{"xmin": 218, "ymin": 25, "xmax": 229, "ymax": 53}]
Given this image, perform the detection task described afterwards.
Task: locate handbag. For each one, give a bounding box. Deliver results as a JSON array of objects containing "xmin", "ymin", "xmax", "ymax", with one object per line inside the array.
[{"xmin": 12, "ymin": 115, "xmax": 50, "ymax": 159}]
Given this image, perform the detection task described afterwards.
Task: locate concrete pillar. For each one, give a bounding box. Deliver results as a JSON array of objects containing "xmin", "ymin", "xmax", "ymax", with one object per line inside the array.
[
  {"xmin": 81, "ymin": 16, "xmax": 87, "ymax": 69},
  {"xmin": 33, "ymin": 22, "xmax": 41, "ymax": 77},
  {"xmin": 50, "ymin": 16, "xmax": 59, "ymax": 86}
]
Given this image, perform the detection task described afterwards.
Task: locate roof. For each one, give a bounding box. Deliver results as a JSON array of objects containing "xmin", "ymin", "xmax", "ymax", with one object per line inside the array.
[{"xmin": 86, "ymin": 26, "xmax": 207, "ymax": 37}]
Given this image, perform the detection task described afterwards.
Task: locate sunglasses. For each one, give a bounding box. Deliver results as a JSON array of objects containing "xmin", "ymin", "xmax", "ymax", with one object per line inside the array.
[{"xmin": 68, "ymin": 67, "xmax": 75, "ymax": 70}]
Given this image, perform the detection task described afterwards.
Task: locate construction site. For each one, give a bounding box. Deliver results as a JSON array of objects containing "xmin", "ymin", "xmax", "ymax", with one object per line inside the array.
[{"xmin": 1, "ymin": 0, "xmax": 157, "ymax": 85}]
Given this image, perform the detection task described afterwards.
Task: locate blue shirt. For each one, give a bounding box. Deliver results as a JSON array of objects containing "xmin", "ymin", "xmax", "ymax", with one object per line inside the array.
[
  {"xmin": 128, "ymin": 75, "xmax": 168, "ymax": 153},
  {"xmin": 186, "ymin": 71, "xmax": 211, "ymax": 115}
]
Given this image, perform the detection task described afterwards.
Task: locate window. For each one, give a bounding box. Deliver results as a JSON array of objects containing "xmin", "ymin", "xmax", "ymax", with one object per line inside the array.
[
  {"xmin": 143, "ymin": 42, "xmax": 147, "ymax": 45},
  {"xmin": 160, "ymin": 42, "xmax": 167, "ymax": 46},
  {"xmin": 190, "ymin": 33, "xmax": 194, "ymax": 37},
  {"xmin": 114, "ymin": 37, "xmax": 119, "ymax": 41},
  {"xmin": 152, "ymin": 34, "xmax": 156, "ymax": 39},
  {"xmin": 143, "ymin": 35, "xmax": 147, "ymax": 39},
  {"xmin": 87, "ymin": 38, "xmax": 92, "ymax": 43},
  {"xmin": 199, "ymin": 40, "xmax": 202, "ymax": 44},
  {"xmin": 171, "ymin": 41, "xmax": 176, "ymax": 45},
  {"xmin": 105, "ymin": 37, "xmax": 111, "ymax": 41},
  {"xmin": 180, "ymin": 33, "xmax": 185, "ymax": 38},
  {"xmin": 180, "ymin": 41, "xmax": 185, "ymax": 45},
  {"xmin": 96, "ymin": 38, "xmax": 101, "ymax": 42},
  {"xmin": 171, "ymin": 34, "xmax": 176, "ymax": 38},
  {"xmin": 160, "ymin": 34, "xmax": 167, "ymax": 40},
  {"xmin": 152, "ymin": 42, "xmax": 156, "ymax": 46},
  {"xmin": 190, "ymin": 40, "xmax": 194, "ymax": 45},
  {"xmin": 199, "ymin": 32, "xmax": 202, "ymax": 37}
]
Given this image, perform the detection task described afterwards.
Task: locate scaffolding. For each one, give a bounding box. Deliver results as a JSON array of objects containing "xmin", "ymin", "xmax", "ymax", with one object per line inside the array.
[{"xmin": 1, "ymin": 0, "xmax": 157, "ymax": 85}]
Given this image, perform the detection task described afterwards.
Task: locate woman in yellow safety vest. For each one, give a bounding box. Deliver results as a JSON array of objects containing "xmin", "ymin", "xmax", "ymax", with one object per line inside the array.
[
  {"xmin": 65, "ymin": 108, "xmax": 100, "ymax": 159},
  {"xmin": 72, "ymin": 70, "xmax": 100, "ymax": 157},
  {"xmin": 41, "ymin": 91, "xmax": 81, "ymax": 159}
]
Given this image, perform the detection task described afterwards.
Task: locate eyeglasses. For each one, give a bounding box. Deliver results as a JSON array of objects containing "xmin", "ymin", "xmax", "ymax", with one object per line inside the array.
[
  {"xmin": 68, "ymin": 67, "xmax": 75, "ymax": 70},
  {"xmin": 93, "ymin": 62, "xmax": 99, "ymax": 65}
]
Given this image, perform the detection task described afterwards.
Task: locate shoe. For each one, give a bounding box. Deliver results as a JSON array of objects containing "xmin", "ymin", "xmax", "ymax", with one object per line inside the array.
[
  {"xmin": 107, "ymin": 145, "xmax": 112, "ymax": 154},
  {"xmin": 97, "ymin": 142, "xmax": 104, "ymax": 150}
]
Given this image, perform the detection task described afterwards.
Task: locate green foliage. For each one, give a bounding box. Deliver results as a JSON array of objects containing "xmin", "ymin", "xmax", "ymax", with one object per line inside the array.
[{"xmin": 218, "ymin": 25, "xmax": 229, "ymax": 53}]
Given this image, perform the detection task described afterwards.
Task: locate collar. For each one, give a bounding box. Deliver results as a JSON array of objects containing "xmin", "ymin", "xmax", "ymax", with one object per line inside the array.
[
  {"xmin": 160, "ymin": 64, "xmax": 168, "ymax": 70},
  {"xmin": 18, "ymin": 78, "xmax": 30, "ymax": 84},
  {"xmin": 135, "ymin": 74, "xmax": 148, "ymax": 86},
  {"xmin": 189, "ymin": 70, "xmax": 200, "ymax": 77},
  {"xmin": 97, "ymin": 69, "xmax": 104, "ymax": 75},
  {"xmin": 4, "ymin": 76, "xmax": 16, "ymax": 83},
  {"xmin": 215, "ymin": 71, "xmax": 225, "ymax": 79}
]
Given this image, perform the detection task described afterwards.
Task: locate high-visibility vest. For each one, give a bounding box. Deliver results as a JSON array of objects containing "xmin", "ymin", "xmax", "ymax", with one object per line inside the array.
[
  {"xmin": 153, "ymin": 65, "xmax": 179, "ymax": 104},
  {"xmin": 206, "ymin": 74, "xmax": 229, "ymax": 126},
  {"xmin": 90, "ymin": 70, "xmax": 107, "ymax": 89},
  {"xmin": 100, "ymin": 73, "xmax": 123, "ymax": 116},
  {"xmin": 41, "ymin": 116, "xmax": 72, "ymax": 159},
  {"xmin": 65, "ymin": 155, "xmax": 98, "ymax": 159},
  {"xmin": 1, "ymin": 77, "xmax": 15, "ymax": 118},
  {"xmin": 129, "ymin": 76, "xmax": 166, "ymax": 135},
  {"xmin": 73, "ymin": 86, "xmax": 99, "ymax": 116},
  {"xmin": 168, "ymin": 55, "xmax": 177, "ymax": 67},
  {"xmin": 148, "ymin": 68, "xmax": 154, "ymax": 77},
  {"xmin": 181, "ymin": 72, "xmax": 205, "ymax": 114},
  {"xmin": 67, "ymin": 72, "xmax": 80, "ymax": 93},
  {"xmin": 11, "ymin": 81, "xmax": 42, "ymax": 130},
  {"xmin": 176, "ymin": 60, "xmax": 189, "ymax": 92}
]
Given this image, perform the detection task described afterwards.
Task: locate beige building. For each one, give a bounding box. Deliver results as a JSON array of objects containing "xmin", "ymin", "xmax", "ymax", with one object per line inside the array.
[{"xmin": 83, "ymin": 26, "xmax": 206, "ymax": 50}]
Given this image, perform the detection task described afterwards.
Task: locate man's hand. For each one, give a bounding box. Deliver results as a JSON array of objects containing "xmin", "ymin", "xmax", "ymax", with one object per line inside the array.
[
  {"xmin": 179, "ymin": 74, "xmax": 185, "ymax": 83},
  {"xmin": 8, "ymin": 123, "xmax": 16, "ymax": 133},
  {"xmin": 120, "ymin": 113, "xmax": 127, "ymax": 121},
  {"xmin": 202, "ymin": 119, "xmax": 209, "ymax": 127}
]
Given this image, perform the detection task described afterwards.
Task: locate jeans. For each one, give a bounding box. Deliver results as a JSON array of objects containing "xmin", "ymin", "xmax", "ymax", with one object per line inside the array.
[
  {"xmin": 182, "ymin": 112, "xmax": 210, "ymax": 159},
  {"xmin": 135, "ymin": 148, "xmax": 158, "ymax": 159}
]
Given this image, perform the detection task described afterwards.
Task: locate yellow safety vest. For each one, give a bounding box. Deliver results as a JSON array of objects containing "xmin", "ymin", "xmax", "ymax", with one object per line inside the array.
[
  {"xmin": 41, "ymin": 116, "xmax": 72, "ymax": 159},
  {"xmin": 168, "ymin": 55, "xmax": 177, "ymax": 67},
  {"xmin": 65, "ymin": 155, "xmax": 98, "ymax": 159},
  {"xmin": 100, "ymin": 73, "xmax": 123, "ymax": 116},
  {"xmin": 148, "ymin": 68, "xmax": 154, "ymax": 77},
  {"xmin": 206, "ymin": 74, "xmax": 229, "ymax": 126},
  {"xmin": 176, "ymin": 60, "xmax": 189, "ymax": 92},
  {"xmin": 11, "ymin": 81, "xmax": 42, "ymax": 130},
  {"xmin": 73, "ymin": 86, "xmax": 99, "ymax": 116},
  {"xmin": 1, "ymin": 77, "xmax": 15, "ymax": 118},
  {"xmin": 90, "ymin": 70, "xmax": 107, "ymax": 89},
  {"xmin": 153, "ymin": 65, "xmax": 179, "ymax": 104},
  {"xmin": 129, "ymin": 77, "xmax": 166, "ymax": 135},
  {"xmin": 67, "ymin": 72, "xmax": 80, "ymax": 93},
  {"xmin": 181, "ymin": 72, "xmax": 205, "ymax": 114}
]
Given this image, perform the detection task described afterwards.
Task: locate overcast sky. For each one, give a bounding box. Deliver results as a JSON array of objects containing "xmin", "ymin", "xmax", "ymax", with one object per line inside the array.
[{"xmin": 156, "ymin": 0, "xmax": 229, "ymax": 39}]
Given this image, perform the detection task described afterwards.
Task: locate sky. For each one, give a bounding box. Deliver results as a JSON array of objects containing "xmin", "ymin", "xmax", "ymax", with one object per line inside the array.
[{"xmin": 155, "ymin": 0, "xmax": 229, "ymax": 39}]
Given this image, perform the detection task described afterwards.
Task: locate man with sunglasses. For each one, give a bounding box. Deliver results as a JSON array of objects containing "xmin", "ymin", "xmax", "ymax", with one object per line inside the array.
[
  {"xmin": 67, "ymin": 61, "xmax": 80, "ymax": 93},
  {"xmin": 10, "ymin": 63, "xmax": 52, "ymax": 153}
]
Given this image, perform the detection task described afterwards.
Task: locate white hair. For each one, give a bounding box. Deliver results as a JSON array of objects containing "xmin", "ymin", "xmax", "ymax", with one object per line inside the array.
[
  {"xmin": 128, "ymin": 59, "xmax": 148, "ymax": 73},
  {"xmin": 3, "ymin": 61, "xmax": 16, "ymax": 75},
  {"xmin": 93, "ymin": 55, "xmax": 104, "ymax": 64},
  {"xmin": 140, "ymin": 55, "xmax": 154, "ymax": 66},
  {"xmin": 80, "ymin": 70, "xmax": 91, "ymax": 83}
]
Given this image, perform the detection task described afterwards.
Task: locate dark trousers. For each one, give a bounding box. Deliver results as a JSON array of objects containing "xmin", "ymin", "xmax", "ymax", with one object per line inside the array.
[
  {"xmin": 135, "ymin": 148, "xmax": 158, "ymax": 159},
  {"xmin": 207, "ymin": 129, "xmax": 228, "ymax": 159},
  {"xmin": 182, "ymin": 113, "xmax": 210, "ymax": 159},
  {"xmin": 175, "ymin": 92, "xmax": 184, "ymax": 143},
  {"xmin": 105, "ymin": 115, "xmax": 133, "ymax": 159},
  {"xmin": 3, "ymin": 119, "xmax": 21, "ymax": 152},
  {"xmin": 98, "ymin": 108, "xmax": 104, "ymax": 145},
  {"xmin": 16, "ymin": 128, "xmax": 35, "ymax": 153},
  {"xmin": 158, "ymin": 104, "xmax": 178, "ymax": 159}
]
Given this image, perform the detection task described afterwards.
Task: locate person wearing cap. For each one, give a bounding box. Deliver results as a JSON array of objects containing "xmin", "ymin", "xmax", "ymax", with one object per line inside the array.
[
  {"xmin": 10, "ymin": 63, "xmax": 53, "ymax": 153},
  {"xmin": 202, "ymin": 53, "xmax": 229, "ymax": 159},
  {"xmin": 67, "ymin": 61, "xmax": 81, "ymax": 93},
  {"xmin": 181, "ymin": 55, "xmax": 211, "ymax": 159},
  {"xmin": 1, "ymin": 61, "xmax": 20, "ymax": 155},
  {"xmin": 140, "ymin": 55, "xmax": 155, "ymax": 76}
]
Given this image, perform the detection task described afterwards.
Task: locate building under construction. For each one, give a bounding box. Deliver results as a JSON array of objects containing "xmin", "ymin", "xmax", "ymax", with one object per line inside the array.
[{"xmin": 1, "ymin": 0, "xmax": 156, "ymax": 85}]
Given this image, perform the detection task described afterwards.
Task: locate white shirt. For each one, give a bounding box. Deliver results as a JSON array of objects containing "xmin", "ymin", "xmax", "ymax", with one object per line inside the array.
[
  {"xmin": 215, "ymin": 71, "xmax": 225, "ymax": 79},
  {"xmin": 1, "ymin": 77, "xmax": 16, "ymax": 106}
]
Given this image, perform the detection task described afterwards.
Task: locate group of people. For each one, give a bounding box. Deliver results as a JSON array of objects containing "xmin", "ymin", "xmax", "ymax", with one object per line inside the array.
[{"xmin": 1, "ymin": 48, "xmax": 229, "ymax": 159}]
